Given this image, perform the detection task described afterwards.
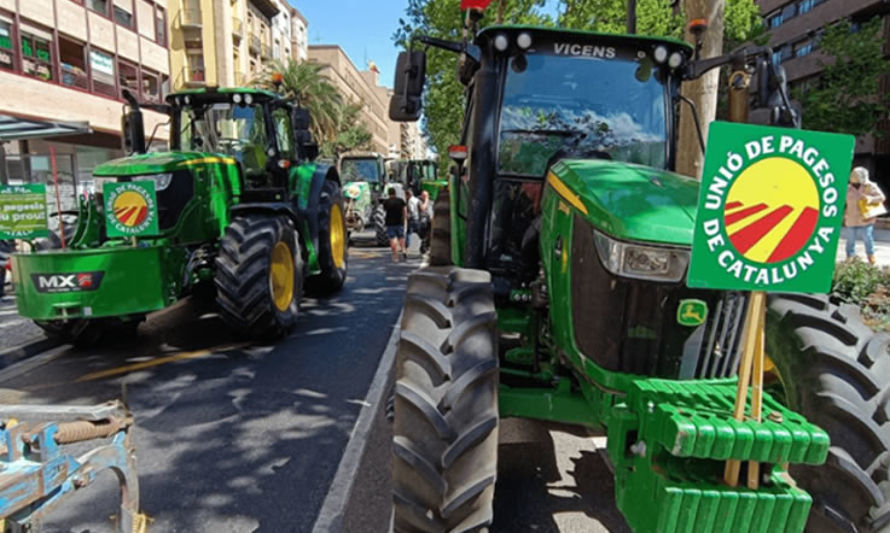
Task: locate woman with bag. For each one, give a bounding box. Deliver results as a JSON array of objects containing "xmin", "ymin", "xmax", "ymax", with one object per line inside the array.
[{"xmin": 844, "ymin": 166, "xmax": 886, "ymax": 265}]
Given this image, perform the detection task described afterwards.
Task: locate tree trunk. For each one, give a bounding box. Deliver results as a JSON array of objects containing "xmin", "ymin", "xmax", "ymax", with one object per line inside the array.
[{"xmin": 676, "ymin": 0, "xmax": 725, "ymax": 178}]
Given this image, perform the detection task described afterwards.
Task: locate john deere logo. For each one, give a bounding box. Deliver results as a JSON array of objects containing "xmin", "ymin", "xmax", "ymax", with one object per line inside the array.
[
  {"xmin": 688, "ymin": 122, "xmax": 855, "ymax": 294},
  {"xmin": 103, "ymin": 181, "xmax": 159, "ymax": 238},
  {"xmin": 677, "ymin": 299, "xmax": 708, "ymax": 327}
]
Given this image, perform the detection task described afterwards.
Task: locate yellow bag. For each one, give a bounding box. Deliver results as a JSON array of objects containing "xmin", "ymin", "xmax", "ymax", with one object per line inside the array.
[{"xmin": 860, "ymin": 196, "xmax": 888, "ymax": 219}]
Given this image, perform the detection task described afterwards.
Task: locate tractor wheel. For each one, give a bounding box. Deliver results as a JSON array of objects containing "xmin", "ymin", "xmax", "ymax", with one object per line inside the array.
[
  {"xmin": 215, "ymin": 215, "xmax": 303, "ymax": 339},
  {"xmin": 392, "ymin": 267, "xmax": 499, "ymax": 532},
  {"xmin": 306, "ymin": 180, "xmax": 348, "ymax": 295},
  {"xmin": 374, "ymin": 205, "xmax": 389, "ymax": 246},
  {"xmin": 429, "ymin": 193, "xmax": 452, "ymax": 266},
  {"xmin": 765, "ymin": 294, "xmax": 890, "ymax": 533}
]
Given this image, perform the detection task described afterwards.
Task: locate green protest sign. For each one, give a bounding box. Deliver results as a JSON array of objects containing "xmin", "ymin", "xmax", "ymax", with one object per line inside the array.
[
  {"xmin": 103, "ymin": 180, "xmax": 160, "ymax": 238},
  {"xmin": 0, "ymin": 184, "xmax": 49, "ymax": 239},
  {"xmin": 687, "ymin": 122, "xmax": 855, "ymax": 293}
]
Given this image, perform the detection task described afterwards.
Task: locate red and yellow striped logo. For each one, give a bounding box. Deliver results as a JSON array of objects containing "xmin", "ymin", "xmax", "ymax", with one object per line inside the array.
[
  {"xmin": 112, "ymin": 190, "xmax": 150, "ymax": 228},
  {"xmin": 724, "ymin": 157, "xmax": 819, "ymax": 264}
]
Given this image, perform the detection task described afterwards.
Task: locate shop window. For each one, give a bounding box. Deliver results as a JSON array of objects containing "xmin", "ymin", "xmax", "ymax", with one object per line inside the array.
[
  {"xmin": 113, "ymin": 0, "xmax": 134, "ymax": 28},
  {"xmin": 118, "ymin": 60, "xmax": 139, "ymax": 98},
  {"xmin": 87, "ymin": 0, "xmax": 110, "ymax": 17},
  {"xmin": 155, "ymin": 6, "xmax": 166, "ymax": 45},
  {"xmin": 0, "ymin": 19, "xmax": 14, "ymax": 71},
  {"xmin": 142, "ymin": 70, "xmax": 160, "ymax": 102},
  {"xmin": 21, "ymin": 27, "xmax": 53, "ymax": 81},
  {"xmin": 90, "ymin": 48, "xmax": 116, "ymax": 96},
  {"xmin": 59, "ymin": 37, "xmax": 88, "ymax": 89}
]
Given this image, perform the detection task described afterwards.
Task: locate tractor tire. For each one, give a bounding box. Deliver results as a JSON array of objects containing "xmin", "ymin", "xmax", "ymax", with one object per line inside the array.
[
  {"xmin": 765, "ymin": 294, "xmax": 890, "ymax": 533},
  {"xmin": 215, "ymin": 215, "xmax": 303, "ymax": 340},
  {"xmin": 429, "ymin": 193, "xmax": 452, "ymax": 266},
  {"xmin": 374, "ymin": 205, "xmax": 389, "ymax": 247},
  {"xmin": 306, "ymin": 180, "xmax": 348, "ymax": 296},
  {"xmin": 392, "ymin": 267, "xmax": 499, "ymax": 532}
]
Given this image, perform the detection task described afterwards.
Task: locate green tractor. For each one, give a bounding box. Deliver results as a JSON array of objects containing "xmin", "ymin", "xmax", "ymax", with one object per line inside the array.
[
  {"xmin": 401, "ymin": 158, "xmax": 447, "ymax": 202},
  {"xmin": 9, "ymin": 87, "xmax": 348, "ymax": 344},
  {"xmin": 387, "ymin": 23, "xmax": 890, "ymax": 533},
  {"xmin": 339, "ymin": 151, "xmax": 400, "ymax": 245}
]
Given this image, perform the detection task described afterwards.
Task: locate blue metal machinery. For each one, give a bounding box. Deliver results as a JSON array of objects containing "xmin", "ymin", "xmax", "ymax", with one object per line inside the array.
[{"xmin": 0, "ymin": 401, "xmax": 139, "ymax": 532}]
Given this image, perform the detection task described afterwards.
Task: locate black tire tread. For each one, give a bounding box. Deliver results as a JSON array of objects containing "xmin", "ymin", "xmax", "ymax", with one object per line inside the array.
[
  {"xmin": 429, "ymin": 192, "xmax": 452, "ymax": 266},
  {"xmin": 306, "ymin": 180, "xmax": 348, "ymax": 296},
  {"xmin": 767, "ymin": 294, "xmax": 890, "ymax": 532},
  {"xmin": 392, "ymin": 266, "xmax": 498, "ymax": 533}
]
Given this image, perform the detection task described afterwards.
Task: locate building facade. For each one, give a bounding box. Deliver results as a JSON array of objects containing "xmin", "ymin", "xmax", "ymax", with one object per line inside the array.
[
  {"xmin": 290, "ymin": 7, "xmax": 307, "ymax": 63},
  {"xmin": 757, "ymin": 0, "xmax": 890, "ymax": 179},
  {"xmin": 169, "ymin": 0, "xmax": 296, "ymax": 91},
  {"xmin": 0, "ymin": 0, "xmax": 171, "ymax": 187},
  {"xmin": 308, "ymin": 45, "xmax": 394, "ymax": 154}
]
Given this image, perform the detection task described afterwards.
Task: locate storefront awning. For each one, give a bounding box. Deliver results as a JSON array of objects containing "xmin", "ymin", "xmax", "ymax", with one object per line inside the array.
[{"xmin": 0, "ymin": 115, "xmax": 92, "ymax": 142}]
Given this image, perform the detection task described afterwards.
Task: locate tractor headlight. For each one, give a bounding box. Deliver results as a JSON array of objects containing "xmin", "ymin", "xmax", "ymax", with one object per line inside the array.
[
  {"xmin": 139, "ymin": 173, "xmax": 174, "ymax": 191},
  {"xmin": 593, "ymin": 230, "xmax": 689, "ymax": 282}
]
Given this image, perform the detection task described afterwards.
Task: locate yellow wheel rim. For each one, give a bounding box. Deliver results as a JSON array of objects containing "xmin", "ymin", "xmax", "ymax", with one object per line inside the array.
[
  {"xmin": 270, "ymin": 241, "xmax": 295, "ymax": 312},
  {"xmin": 331, "ymin": 203, "xmax": 346, "ymax": 270}
]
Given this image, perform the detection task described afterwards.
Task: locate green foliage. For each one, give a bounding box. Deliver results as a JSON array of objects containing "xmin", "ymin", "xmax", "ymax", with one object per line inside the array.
[
  {"xmin": 832, "ymin": 258, "xmax": 890, "ymax": 331},
  {"xmin": 395, "ymin": 0, "xmax": 762, "ymax": 172},
  {"xmin": 321, "ymin": 102, "xmax": 374, "ymax": 158},
  {"xmin": 796, "ymin": 17, "xmax": 890, "ymax": 137},
  {"xmin": 255, "ymin": 59, "xmax": 373, "ymax": 160}
]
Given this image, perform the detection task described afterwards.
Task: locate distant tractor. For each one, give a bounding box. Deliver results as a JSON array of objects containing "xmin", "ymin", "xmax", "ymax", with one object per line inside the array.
[
  {"xmin": 340, "ymin": 151, "xmax": 404, "ymax": 245},
  {"xmin": 402, "ymin": 158, "xmax": 446, "ymax": 202},
  {"xmin": 387, "ymin": 20, "xmax": 889, "ymax": 533},
  {"xmin": 8, "ymin": 87, "xmax": 348, "ymax": 344}
]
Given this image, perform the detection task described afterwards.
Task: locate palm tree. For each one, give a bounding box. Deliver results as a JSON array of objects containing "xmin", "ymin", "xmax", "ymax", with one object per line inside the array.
[{"xmin": 256, "ymin": 59, "xmax": 344, "ymax": 146}]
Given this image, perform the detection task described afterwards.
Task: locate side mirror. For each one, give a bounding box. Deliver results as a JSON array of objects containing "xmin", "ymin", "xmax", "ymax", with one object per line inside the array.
[
  {"xmin": 389, "ymin": 50, "xmax": 426, "ymax": 122},
  {"xmin": 121, "ymin": 109, "xmax": 146, "ymax": 155},
  {"xmin": 293, "ymin": 108, "xmax": 311, "ymax": 131}
]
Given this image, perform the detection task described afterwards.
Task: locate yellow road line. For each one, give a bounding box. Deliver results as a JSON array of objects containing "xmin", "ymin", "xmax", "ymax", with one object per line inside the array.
[{"xmin": 74, "ymin": 343, "xmax": 250, "ymax": 383}]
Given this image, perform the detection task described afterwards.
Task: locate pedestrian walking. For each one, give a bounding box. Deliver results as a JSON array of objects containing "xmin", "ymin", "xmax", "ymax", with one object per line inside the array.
[
  {"xmin": 844, "ymin": 166, "xmax": 886, "ymax": 265},
  {"xmin": 418, "ymin": 190, "xmax": 434, "ymax": 255},
  {"xmin": 383, "ymin": 187, "xmax": 408, "ymax": 262},
  {"xmin": 405, "ymin": 189, "xmax": 421, "ymax": 249}
]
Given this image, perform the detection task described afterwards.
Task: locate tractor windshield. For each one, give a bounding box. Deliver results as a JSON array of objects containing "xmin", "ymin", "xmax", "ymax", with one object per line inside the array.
[
  {"xmin": 177, "ymin": 102, "xmax": 269, "ymax": 176},
  {"xmin": 498, "ymin": 52, "xmax": 668, "ymax": 177},
  {"xmin": 341, "ymin": 159, "xmax": 381, "ymax": 183}
]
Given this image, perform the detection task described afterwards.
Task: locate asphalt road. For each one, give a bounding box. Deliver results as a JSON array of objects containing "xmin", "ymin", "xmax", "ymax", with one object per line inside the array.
[
  {"xmin": 0, "ymin": 234, "xmax": 415, "ymax": 533},
  {"xmin": 0, "ymin": 232, "xmax": 629, "ymax": 532},
  {"xmin": 0, "ymin": 290, "xmax": 46, "ymax": 351}
]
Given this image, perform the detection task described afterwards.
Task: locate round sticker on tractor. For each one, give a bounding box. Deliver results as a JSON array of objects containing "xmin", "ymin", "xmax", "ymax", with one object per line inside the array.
[
  {"xmin": 346, "ymin": 184, "xmax": 362, "ymax": 199},
  {"xmin": 103, "ymin": 181, "xmax": 159, "ymax": 238},
  {"xmin": 724, "ymin": 157, "xmax": 820, "ymax": 264}
]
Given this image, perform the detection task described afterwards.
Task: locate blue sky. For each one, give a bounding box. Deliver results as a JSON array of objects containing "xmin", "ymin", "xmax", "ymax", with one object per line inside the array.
[{"xmin": 291, "ymin": 1, "xmax": 562, "ymax": 89}]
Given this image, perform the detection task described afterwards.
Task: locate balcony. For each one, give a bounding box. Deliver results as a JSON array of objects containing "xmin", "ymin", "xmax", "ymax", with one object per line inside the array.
[
  {"xmin": 232, "ymin": 17, "xmax": 243, "ymax": 40},
  {"xmin": 183, "ymin": 66, "xmax": 206, "ymax": 87},
  {"xmin": 249, "ymin": 35, "xmax": 261, "ymax": 54},
  {"xmin": 261, "ymin": 43, "xmax": 271, "ymax": 59},
  {"xmin": 180, "ymin": 8, "xmax": 202, "ymax": 29}
]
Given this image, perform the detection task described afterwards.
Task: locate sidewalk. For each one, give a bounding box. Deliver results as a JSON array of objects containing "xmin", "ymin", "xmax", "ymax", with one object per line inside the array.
[{"xmin": 838, "ymin": 227, "xmax": 890, "ymax": 266}]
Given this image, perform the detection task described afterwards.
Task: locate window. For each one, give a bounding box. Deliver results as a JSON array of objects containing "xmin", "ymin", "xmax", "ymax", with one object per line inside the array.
[
  {"xmin": 90, "ymin": 49, "xmax": 116, "ymax": 96},
  {"xmin": 778, "ymin": 43, "xmax": 793, "ymax": 63},
  {"xmin": 0, "ymin": 18, "xmax": 14, "ymax": 71},
  {"xmin": 273, "ymin": 109, "xmax": 294, "ymax": 158},
  {"xmin": 21, "ymin": 26, "xmax": 53, "ymax": 81},
  {"xmin": 155, "ymin": 6, "xmax": 166, "ymax": 45},
  {"xmin": 781, "ymin": 3, "xmax": 797, "ymax": 22},
  {"xmin": 87, "ymin": 0, "xmax": 109, "ymax": 17},
  {"xmin": 113, "ymin": 0, "xmax": 134, "ymax": 28},
  {"xmin": 142, "ymin": 70, "xmax": 160, "ymax": 102},
  {"xmin": 794, "ymin": 38, "xmax": 814, "ymax": 58},
  {"xmin": 798, "ymin": 0, "xmax": 815, "ymax": 15},
  {"xmin": 767, "ymin": 11, "xmax": 782, "ymax": 28},
  {"xmin": 118, "ymin": 60, "xmax": 139, "ymax": 98},
  {"xmin": 59, "ymin": 37, "xmax": 87, "ymax": 89}
]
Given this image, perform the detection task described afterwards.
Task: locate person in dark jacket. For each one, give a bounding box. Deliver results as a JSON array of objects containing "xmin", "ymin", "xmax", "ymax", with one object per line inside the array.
[{"xmin": 382, "ymin": 188, "xmax": 407, "ymax": 262}]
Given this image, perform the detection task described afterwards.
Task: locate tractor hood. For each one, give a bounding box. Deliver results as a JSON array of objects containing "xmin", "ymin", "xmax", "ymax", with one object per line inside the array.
[
  {"xmin": 93, "ymin": 152, "xmax": 236, "ymax": 177},
  {"xmin": 550, "ymin": 159, "xmax": 699, "ymax": 246}
]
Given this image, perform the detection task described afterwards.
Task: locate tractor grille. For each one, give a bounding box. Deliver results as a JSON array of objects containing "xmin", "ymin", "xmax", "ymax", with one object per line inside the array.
[{"xmin": 570, "ymin": 215, "xmax": 746, "ymax": 380}]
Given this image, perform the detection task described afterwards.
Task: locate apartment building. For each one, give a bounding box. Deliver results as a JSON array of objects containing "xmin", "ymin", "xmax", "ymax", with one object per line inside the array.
[
  {"xmin": 308, "ymin": 45, "xmax": 394, "ymax": 154},
  {"xmin": 291, "ymin": 7, "xmax": 307, "ymax": 63},
  {"xmin": 757, "ymin": 0, "xmax": 890, "ymax": 178},
  {"xmin": 0, "ymin": 0, "xmax": 171, "ymax": 186},
  {"xmin": 169, "ymin": 0, "xmax": 294, "ymax": 90}
]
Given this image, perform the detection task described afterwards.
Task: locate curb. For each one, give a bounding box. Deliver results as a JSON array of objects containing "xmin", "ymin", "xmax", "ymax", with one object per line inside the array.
[
  {"xmin": 311, "ymin": 311, "xmax": 401, "ymax": 533},
  {"xmin": 0, "ymin": 337, "xmax": 62, "ymax": 371}
]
